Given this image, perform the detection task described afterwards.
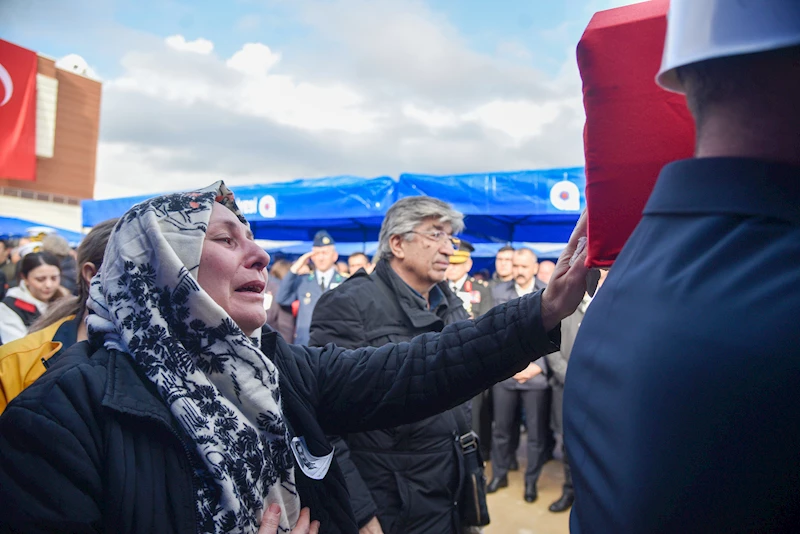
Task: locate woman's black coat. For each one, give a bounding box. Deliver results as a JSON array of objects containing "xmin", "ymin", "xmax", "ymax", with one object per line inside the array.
[{"xmin": 0, "ymin": 292, "xmax": 558, "ymax": 534}]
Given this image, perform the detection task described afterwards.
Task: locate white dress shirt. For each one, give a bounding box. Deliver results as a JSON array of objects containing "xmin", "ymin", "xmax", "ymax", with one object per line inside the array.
[
  {"xmin": 514, "ymin": 280, "xmax": 536, "ymax": 297},
  {"xmin": 316, "ymin": 267, "xmax": 336, "ymax": 290}
]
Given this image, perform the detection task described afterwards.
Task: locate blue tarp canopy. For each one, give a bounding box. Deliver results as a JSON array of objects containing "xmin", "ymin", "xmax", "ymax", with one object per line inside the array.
[
  {"xmin": 0, "ymin": 217, "xmax": 85, "ymax": 247},
  {"xmin": 81, "ymin": 167, "xmax": 585, "ymax": 245},
  {"xmin": 396, "ymin": 167, "xmax": 585, "ymax": 244},
  {"xmin": 81, "ymin": 176, "xmax": 396, "ymax": 242},
  {"xmin": 264, "ymin": 241, "xmax": 565, "ymax": 260}
]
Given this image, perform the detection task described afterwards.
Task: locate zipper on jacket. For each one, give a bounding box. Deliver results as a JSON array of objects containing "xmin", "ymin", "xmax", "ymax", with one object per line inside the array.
[{"xmin": 166, "ymin": 424, "xmax": 203, "ymax": 533}]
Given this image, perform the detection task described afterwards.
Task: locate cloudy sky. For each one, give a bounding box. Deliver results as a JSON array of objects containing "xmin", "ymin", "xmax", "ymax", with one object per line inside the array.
[{"xmin": 2, "ymin": 0, "xmax": 646, "ymax": 199}]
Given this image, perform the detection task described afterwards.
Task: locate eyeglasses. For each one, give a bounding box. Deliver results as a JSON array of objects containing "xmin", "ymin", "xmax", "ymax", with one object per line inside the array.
[{"xmin": 409, "ymin": 230, "xmax": 460, "ymax": 248}]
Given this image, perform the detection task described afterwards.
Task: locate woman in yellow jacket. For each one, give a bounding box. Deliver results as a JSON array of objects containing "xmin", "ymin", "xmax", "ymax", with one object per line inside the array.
[{"xmin": 0, "ymin": 219, "xmax": 117, "ymax": 413}]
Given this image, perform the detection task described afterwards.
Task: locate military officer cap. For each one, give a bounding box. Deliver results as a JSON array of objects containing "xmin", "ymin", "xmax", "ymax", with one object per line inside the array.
[
  {"xmin": 313, "ymin": 230, "xmax": 336, "ymax": 247},
  {"xmin": 449, "ymin": 239, "xmax": 475, "ymax": 265}
]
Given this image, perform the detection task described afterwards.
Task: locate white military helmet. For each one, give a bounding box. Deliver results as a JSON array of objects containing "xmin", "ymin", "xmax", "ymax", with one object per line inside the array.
[{"xmin": 657, "ymin": 0, "xmax": 800, "ymax": 93}]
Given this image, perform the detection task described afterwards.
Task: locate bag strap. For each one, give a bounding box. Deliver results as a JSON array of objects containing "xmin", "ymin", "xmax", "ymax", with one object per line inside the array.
[
  {"xmin": 2, "ymin": 296, "xmax": 40, "ymax": 326},
  {"xmin": 452, "ymin": 405, "xmax": 478, "ymax": 454}
]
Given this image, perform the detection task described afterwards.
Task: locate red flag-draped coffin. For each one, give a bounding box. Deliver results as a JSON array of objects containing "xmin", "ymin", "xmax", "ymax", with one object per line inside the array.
[{"xmin": 578, "ymin": 0, "xmax": 695, "ymax": 267}]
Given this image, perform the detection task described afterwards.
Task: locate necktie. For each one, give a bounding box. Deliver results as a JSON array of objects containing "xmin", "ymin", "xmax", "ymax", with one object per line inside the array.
[{"xmin": 320, "ymin": 276, "xmax": 326, "ymax": 291}]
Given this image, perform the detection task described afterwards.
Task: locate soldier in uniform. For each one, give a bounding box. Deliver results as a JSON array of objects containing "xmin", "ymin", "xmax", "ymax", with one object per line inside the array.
[
  {"xmin": 276, "ymin": 230, "xmax": 345, "ymax": 346},
  {"xmin": 445, "ymin": 239, "xmax": 492, "ymax": 319}
]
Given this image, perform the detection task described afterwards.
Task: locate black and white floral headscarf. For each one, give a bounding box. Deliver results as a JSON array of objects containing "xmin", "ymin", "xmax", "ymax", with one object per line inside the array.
[{"xmin": 87, "ymin": 181, "xmax": 300, "ymax": 533}]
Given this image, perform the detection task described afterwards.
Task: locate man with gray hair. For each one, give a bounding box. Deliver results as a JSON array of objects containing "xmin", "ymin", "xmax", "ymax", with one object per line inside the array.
[{"xmin": 310, "ymin": 196, "xmax": 479, "ymax": 534}]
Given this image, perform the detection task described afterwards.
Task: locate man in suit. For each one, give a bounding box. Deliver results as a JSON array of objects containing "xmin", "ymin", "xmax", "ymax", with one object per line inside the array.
[
  {"xmin": 487, "ymin": 245, "xmax": 523, "ymax": 466},
  {"xmin": 276, "ymin": 230, "xmax": 345, "ymax": 345},
  {"xmin": 565, "ymin": 3, "xmax": 800, "ymax": 532},
  {"xmin": 487, "ymin": 247, "xmax": 551, "ymax": 503}
]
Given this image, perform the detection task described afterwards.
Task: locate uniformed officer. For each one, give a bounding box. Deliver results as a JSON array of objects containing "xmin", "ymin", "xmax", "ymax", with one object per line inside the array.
[
  {"xmin": 276, "ymin": 230, "xmax": 345, "ymax": 346},
  {"xmin": 444, "ymin": 239, "xmax": 493, "ymax": 319}
]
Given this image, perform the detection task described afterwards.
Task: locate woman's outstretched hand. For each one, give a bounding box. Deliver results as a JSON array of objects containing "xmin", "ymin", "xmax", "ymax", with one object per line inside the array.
[
  {"xmin": 259, "ymin": 505, "xmax": 320, "ymax": 534},
  {"xmin": 540, "ymin": 210, "xmax": 595, "ymax": 332}
]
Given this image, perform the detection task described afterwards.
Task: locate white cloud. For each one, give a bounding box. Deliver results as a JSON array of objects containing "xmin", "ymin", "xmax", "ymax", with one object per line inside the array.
[
  {"xmin": 467, "ymin": 100, "xmax": 563, "ymax": 140},
  {"xmin": 402, "ymin": 104, "xmax": 459, "ymax": 129},
  {"xmin": 107, "ymin": 36, "xmax": 377, "ymax": 134},
  {"xmin": 93, "ymin": 4, "xmax": 588, "ymax": 198},
  {"xmin": 165, "ymin": 35, "xmax": 214, "ymax": 54},
  {"xmin": 226, "ymin": 43, "xmax": 281, "ymax": 76}
]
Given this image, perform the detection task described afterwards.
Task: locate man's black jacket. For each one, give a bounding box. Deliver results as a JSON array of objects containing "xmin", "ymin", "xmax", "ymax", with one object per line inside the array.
[{"xmin": 310, "ymin": 260, "xmax": 474, "ymax": 534}]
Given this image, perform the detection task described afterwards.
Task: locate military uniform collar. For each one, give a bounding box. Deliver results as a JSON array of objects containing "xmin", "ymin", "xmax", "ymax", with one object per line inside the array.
[{"xmin": 646, "ymin": 158, "xmax": 800, "ymax": 225}]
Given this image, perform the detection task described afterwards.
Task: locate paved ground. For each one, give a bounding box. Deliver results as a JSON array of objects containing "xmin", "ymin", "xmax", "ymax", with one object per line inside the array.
[{"xmin": 483, "ymin": 453, "xmax": 571, "ymax": 534}]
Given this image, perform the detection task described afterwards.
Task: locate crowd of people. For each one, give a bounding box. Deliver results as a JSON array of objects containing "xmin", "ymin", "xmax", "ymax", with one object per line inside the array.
[
  {"xmin": 0, "ymin": 1, "xmax": 798, "ymax": 533},
  {"xmin": 0, "ymin": 183, "xmax": 588, "ymax": 534}
]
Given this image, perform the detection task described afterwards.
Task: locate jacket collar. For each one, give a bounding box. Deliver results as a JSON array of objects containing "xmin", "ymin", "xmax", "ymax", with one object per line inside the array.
[
  {"xmin": 646, "ymin": 158, "xmax": 800, "ymax": 225},
  {"xmin": 52, "ymin": 315, "xmax": 80, "ymax": 348},
  {"xmin": 373, "ymin": 259, "xmax": 463, "ymax": 329},
  {"xmin": 102, "ymin": 346, "xmax": 176, "ymax": 429}
]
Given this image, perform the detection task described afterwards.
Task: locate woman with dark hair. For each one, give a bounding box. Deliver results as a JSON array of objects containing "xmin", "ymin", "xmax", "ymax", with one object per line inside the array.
[
  {"xmin": 0, "ymin": 182, "xmax": 590, "ymax": 534},
  {"xmin": 0, "ymin": 251, "xmax": 64, "ymax": 344},
  {"xmin": 0, "ymin": 219, "xmax": 118, "ymax": 411}
]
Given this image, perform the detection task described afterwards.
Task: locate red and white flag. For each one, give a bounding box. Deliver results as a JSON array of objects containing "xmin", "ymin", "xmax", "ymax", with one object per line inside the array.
[{"xmin": 0, "ymin": 39, "xmax": 38, "ymax": 181}]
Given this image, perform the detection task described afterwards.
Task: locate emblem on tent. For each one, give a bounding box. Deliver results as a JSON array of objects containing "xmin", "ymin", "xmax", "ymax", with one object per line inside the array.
[
  {"xmin": 259, "ymin": 195, "xmax": 277, "ymax": 218},
  {"xmin": 550, "ymin": 177, "xmax": 580, "ymax": 211}
]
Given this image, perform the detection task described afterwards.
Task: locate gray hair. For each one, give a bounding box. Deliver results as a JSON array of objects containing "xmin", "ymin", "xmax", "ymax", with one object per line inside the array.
[{"xmin": 377, "ymin": 196, "xmax": 465, "ymax": 261}]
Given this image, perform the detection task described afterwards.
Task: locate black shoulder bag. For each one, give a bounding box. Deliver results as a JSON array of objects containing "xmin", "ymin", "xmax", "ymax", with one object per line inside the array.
[{"xmin": 453, "ymin": 406, "xmax": 490, "ymax": 527}]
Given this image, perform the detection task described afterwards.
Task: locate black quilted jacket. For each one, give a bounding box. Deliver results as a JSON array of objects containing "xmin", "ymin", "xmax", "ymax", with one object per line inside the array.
[
  {"xmin": 0, "ymin": 290, "xmax": 558, "ymax": 534},
  {"xmin": 310, "ymin": 260, "xmax": 475, "ymax": 534}
]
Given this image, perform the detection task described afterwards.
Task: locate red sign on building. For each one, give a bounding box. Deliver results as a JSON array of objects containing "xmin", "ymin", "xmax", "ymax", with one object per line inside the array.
[{"xmin": 0, "ymin": 39, "xmax": 38, "ymax": 181}]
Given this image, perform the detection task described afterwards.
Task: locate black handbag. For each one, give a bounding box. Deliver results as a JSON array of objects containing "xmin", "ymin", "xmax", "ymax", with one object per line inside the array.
[{"xmin": 454, "ymin": 407, "xmax": 490, "ymax": 527}]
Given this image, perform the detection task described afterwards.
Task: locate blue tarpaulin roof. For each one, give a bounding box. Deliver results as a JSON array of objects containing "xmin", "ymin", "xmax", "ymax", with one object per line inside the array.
[
  {"xmin": 0, "ymin": 217, "xmax": 85, "ymax": 247},
  {"xmin": 396, "ymin": 167, "xmax": 585, "ymax": 243},
  {"xmin": 82, "ymin": 176, "xmax": 395, "ymax": 243},
  {"xmin": 264, "ymin": 241, "xmax": 565, "ymax": 260},
  {"xmin": 81, "ymin": 167, "xmax": 585, "ymax": 244}
]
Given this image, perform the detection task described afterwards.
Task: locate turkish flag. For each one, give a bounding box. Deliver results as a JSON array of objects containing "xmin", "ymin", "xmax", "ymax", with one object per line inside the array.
[
  {"xmin": 578, "ymin": 0, "xmax": 695, "ymax": 267},
  {"xmin": 0, "ymin": 39, "xmax": 38, "ymax": 181}
]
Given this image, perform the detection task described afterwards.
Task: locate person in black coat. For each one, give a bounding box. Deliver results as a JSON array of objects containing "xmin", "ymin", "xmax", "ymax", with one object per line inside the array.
[
  {"xmin": 0, "ymin": 184, "xmax": 592, "ymax": 534},
  {"xmin": 488, "ymin": 248, "xmax": 552, "ymax": 504},
  {"xmin": 310, "ymin": 197, "xmax": 477, "ymax": 534}
]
